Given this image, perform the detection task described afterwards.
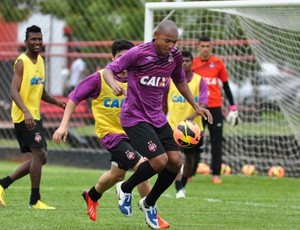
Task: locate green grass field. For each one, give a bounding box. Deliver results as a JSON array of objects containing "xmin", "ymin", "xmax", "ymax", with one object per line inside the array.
[{"xmin": 0, "ymin": 161, "xmax": 299, "ymax": 230}]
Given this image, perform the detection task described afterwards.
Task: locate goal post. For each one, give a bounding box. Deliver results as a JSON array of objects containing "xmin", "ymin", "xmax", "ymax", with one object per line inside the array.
[{"xmin": 144, "ymin": 0, "xmax": 300, "ymax": 177}]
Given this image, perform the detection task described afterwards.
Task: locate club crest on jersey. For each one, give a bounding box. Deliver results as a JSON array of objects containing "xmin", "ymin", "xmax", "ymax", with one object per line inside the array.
[
  {"xmin": 126, "ymin": 150, "xmax": 135, "ymax": 160},
  {"xmin": 146, "ymin": 56, "xmax": 153, "ymax": 61},
  {"xmin": 209, "ymin": 63, "xmax": 215, "ymax": 69},
  {"xmin": 140, "ymin": 76, "xmax": 168, "ymax": 87},
  {"xmin": 34, "ymin": 132, "xmax": 42, "ymax": 143},
  {"xmin": 168, "ymin": 54, "xmax": 174, "ymax": 63},
  {"xmin": 147, "ymin": 141, "xmax": 157, "ymax": 152}
]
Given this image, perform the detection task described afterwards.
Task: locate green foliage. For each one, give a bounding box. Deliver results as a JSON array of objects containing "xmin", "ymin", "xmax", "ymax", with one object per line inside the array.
[
  {"xmin": 39, "ymin": 0, "xmax": 145, "ymax": 40},
  {"xmin": 38, "ymin": 0, "xmax": 147, "ymax": 68},
  {"xmin": 39, "ymin": 0, "xmax": 71, "ymax": 19},
  {"xmin": 0, "ymin": 161, "xmax": 299, "ymax": 229},
  {"xmin": 1, "ymin": 0, "xmax": 152, "ymax": 41},
  {"xmin": 0, "ymin": 0, "xmax": 34, "ymax": 22}
]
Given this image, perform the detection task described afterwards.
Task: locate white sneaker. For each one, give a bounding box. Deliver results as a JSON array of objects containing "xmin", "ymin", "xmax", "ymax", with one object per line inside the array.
[
  {"xmin": 176, "ymin": 189, "xmax": 186, "ymax": 199},
  {"xmin": 116, "ymin": 181, "xmax": 132, "ymax": 216},
  {"xmin": 138, "ymin": 197, "xmax": 159, "ymax": 229}
]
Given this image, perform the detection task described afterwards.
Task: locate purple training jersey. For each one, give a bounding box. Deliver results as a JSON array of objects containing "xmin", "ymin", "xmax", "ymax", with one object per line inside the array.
[{"xmin": 106, "ymin": 41, "xmax": 186, "ymax": 128}]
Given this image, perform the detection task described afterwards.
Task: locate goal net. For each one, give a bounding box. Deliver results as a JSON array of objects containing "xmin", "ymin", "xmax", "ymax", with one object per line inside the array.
[{"xmin": 145, "ymin": 0, "xmax": 300, "ymax": 177}]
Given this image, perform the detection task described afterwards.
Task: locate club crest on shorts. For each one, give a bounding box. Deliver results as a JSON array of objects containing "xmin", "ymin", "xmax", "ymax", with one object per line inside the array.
[
  {"xmin": 126, "ymin": 150, "xmax": 135, "ymax": 160},
  {"xmin": 34, "ymin": 132, "xmax": 42, "ymax": 143},
  {"xmin": 148, "ymin": 141, "xmax": 157, "ymax": 152}
]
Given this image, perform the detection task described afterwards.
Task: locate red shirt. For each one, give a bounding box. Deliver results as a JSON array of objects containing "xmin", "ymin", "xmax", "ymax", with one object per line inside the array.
[{"xmin": 192, "ymin": 55, "xmax": 229, "ymax": 107}]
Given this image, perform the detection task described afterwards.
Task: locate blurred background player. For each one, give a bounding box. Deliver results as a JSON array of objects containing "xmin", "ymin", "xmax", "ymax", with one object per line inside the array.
[
  {"xmin": 192, "ymin": 36, "xmax": 238, "ymax": 184},
  {"xmin": 63, "ymin": 47, "xmax": 87, "ymax": 96},
  {"xmin": 0, "ymin": 25, "xmax": 65, "ymax": 209},
  {"xmin": 52, "ymin": 39, "xmax": 169, "ymax": 229},
  {"xmin": 163, "ymin": 50, "xmax": 208, "ymax": 198}
]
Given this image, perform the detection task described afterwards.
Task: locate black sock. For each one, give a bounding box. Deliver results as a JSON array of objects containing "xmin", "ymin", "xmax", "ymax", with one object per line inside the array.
[
  {"xmin": 175, "ymin": 180, "xmax": 183, "ymax": 191},
  {"xmin": 88, "ymin": 186, "xmax": 102, "ymax": 202},
  {"xmin": 122, "ymin": 161, "xmax": 157, "ymax": 193},
  {"xmin": 30, "ymin": 188, "xmax": 41, "ymax": 205},
  {"xmin": 143, "ymin": 199, "xmax": 150, "ymax": 208},
  {"xmin": 146, "ymin": 168, "xmax": 178, "ymax": 206},
  {"xmin": 0, "ymin": 176, "xmax": 13, "ymax": 189},
  {"xmin": 181, "ymin": 175, "xmax": 188, "ymax": 188}
]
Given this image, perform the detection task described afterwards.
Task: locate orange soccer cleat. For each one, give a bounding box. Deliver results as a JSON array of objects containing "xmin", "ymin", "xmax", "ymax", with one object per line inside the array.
[{"xmin": 82, "ymin": 190, "xmax": 99, "ymax": 221}]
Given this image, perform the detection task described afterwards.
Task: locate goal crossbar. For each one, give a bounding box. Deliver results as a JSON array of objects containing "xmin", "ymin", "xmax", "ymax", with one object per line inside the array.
[{"xmin": 144, "ymin": 0, "xmax": 300, "ymax": 41}]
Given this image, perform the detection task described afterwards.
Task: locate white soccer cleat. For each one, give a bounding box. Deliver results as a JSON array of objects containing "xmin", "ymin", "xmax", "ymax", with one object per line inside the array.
[
  {"xmin": 138, "ymin": 197, "xmax": 159, "ymax": 229},
  {"xmin": 116, "ymin": 181, "xmax": 132, "ymax": 216},
  {"xmin": 176, "ymin": 189, "xmax": 186, "ymax": 199}
]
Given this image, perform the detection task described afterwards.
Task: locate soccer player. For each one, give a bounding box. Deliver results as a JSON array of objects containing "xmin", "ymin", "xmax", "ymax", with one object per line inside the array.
[
  {"xmin": 52, "ymin": 39, "xmax": 169, "ymax": 229},
  {"xmin": 0, "ymin": 25, "xmax": 66, "ymax": 209},
  {"xmin": 162, "ymin": 50, "xmax": 208, "ymax": 199},
  {"xmin": 192, "ymin": 36, "xmax": 238, "ymax": 184},
  {"xmin": 103, "ymin": 20, "xmax": 213, "ymax": 229}
]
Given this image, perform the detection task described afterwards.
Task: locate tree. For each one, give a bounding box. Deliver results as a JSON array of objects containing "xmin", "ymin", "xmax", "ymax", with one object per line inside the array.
[
  {"xmin": 39, "ymin": 0, "xmax": 147, "ymax": 41},
  {"xmin": 0, "ymin": 0, "xmax": 36, "ymax": 22}
]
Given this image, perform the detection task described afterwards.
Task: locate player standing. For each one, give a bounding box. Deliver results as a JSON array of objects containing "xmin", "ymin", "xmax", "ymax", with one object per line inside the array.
[
  {"xmin": 192, "ymin": 36, "xmax": 238, "ymax": 184},
  {"xmin": 0, "ymin": 25, "xmax": 65, "ymax": 209},
  {"xmin": 163, "ymin": 50, "xmax": 208, "ymax": 198}
]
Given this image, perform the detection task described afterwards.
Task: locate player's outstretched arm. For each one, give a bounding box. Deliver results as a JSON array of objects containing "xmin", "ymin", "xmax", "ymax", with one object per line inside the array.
[{"xmin": 52, "ymin": 100, "xmax": 76, "ymax": 144}]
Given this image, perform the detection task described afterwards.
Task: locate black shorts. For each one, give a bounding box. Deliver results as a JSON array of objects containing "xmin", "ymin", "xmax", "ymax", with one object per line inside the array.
[
  {"xmin": 108, "ymin": 140, "xmax": 142, "ymax": 171},
  {"xmin": 123, "ymin": 122, "xmax": 180, "ymax": 160},
  {"xmin": 14, "ymin": 120, "xmax": 47, "ymax": 153}
]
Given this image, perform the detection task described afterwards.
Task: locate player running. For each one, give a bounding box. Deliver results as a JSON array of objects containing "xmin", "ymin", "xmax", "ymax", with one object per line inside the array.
[{"xmin": 52, "ymin": 39, "xmax": 169, "ymax": 229}]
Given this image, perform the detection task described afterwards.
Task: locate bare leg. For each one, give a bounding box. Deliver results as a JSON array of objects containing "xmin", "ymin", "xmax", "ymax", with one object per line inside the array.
[
  {"xmin": 94, "ymin": 165, "xmax": 125, "ymax": 194},
  {"xmin": 30, "ymin": 148, "xmax": 47, "ymax": 188},
  {"xmin": 94, "ymin": 158, "xmax": 151, "ymax": 198},
  {"xmin": 183, "ymin": 154, "xmax": 194, "ymax": 179},
  {"xmin": 9, "ymin": 159, "xmax": 31, "ymax": 181}
]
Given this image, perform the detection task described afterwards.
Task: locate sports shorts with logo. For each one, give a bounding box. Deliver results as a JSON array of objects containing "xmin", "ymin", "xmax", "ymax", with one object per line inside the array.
[
  {"xmin": 123, "ymin": 122, "xmax": 180, "ymax": 160},
  {"xmin": 14, "ymin": 120, "xmax": 47, "ymax": 153},
  {"xmin": 108, "ymin": 140, "xmax": 142, "ymax": 170}
]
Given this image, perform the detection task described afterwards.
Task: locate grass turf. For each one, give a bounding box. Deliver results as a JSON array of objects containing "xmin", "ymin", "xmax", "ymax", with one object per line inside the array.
[{"xmin": 0, "ymin": 161, "xmax": 299, "ymax": 230}]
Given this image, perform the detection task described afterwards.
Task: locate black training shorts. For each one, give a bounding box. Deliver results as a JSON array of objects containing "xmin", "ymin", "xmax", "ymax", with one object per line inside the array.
[
  {"xmin": 108, "ymin": 140, "xmax": 142, "ymax": 171},
  {"xmin": 14, "ymin": 120, "xmax": 47, "ymax": 153},
  {"xmin": 123, "ymin": 122, "xmax": 180, "ymax": 160}
]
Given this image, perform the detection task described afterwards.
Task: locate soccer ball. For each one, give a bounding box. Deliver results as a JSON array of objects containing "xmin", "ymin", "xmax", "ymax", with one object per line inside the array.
[
  {"xmin": 268, "ymin": 166, "xmax": 285, "ymax": 178},
  {"xmin": 173, "ymin": 120, "xmax": 201, "ymax": 148},
  {"xmin": 196, "ymin": 162, "xmax": 210, "ymax": 175},
  {"xmin": 241, "ymin": 164, "xmax": 256, "ymax": 176},
  {"xmin": 221, "ymin": 163, "xmax": 231, "ymax": 175}
]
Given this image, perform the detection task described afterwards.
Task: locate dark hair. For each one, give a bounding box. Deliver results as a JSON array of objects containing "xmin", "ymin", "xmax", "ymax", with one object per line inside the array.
[
  {"xmin": 181, "ymin": 50, "xmax": 193, "ymax": 60},
  {"xmin": 111, "ymin": 39, "xmax": 134, "ymax": 56},
  {"xmin": 25, "ymin": 25, "xmax": 42, "ymax": 40},
  {"xmin": 198, "ymin": 35, "xmax": 211, "ymax": 42}
]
